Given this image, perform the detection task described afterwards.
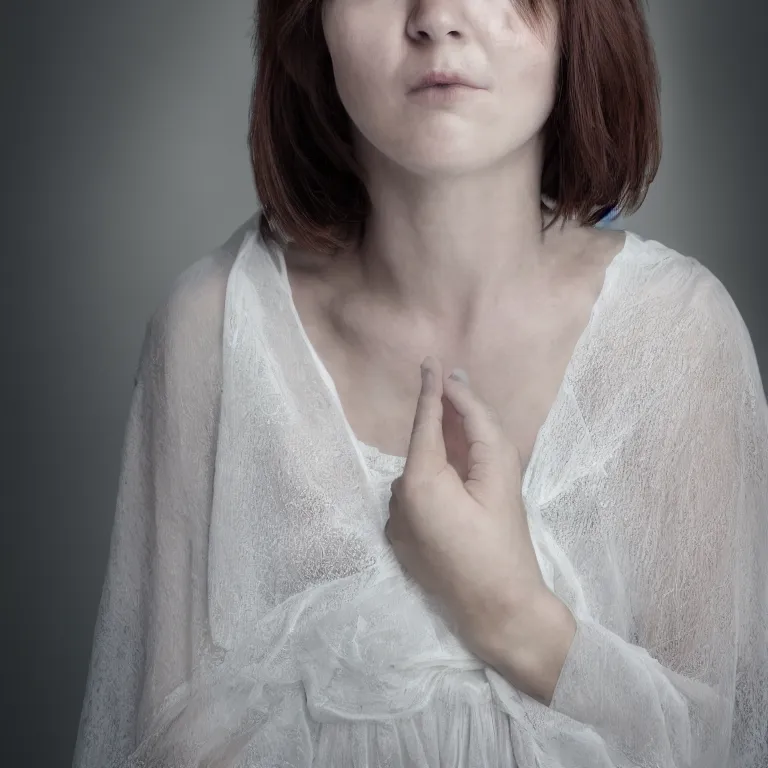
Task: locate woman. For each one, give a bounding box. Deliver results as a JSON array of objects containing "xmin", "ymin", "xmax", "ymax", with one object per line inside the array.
[{"xmin": 73, "ymin": 0, "xmax": 768, "ymax": 766}]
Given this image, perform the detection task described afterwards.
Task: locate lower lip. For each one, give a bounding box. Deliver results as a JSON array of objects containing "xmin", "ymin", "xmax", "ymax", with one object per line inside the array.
[{"xmin": 408, "ymin": 84, "xmax": 481, "ymax": 105}]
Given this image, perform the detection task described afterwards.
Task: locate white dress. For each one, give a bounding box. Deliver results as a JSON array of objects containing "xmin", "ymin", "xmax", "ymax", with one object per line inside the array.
[{"xmin": 72, "ymin": 212, "xmax": 768, "ymax": 767}]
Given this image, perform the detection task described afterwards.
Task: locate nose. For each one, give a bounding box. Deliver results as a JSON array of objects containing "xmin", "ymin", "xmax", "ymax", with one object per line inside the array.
[{"xmin": 406, "ymin": 0, "xmax": 467, "ymax": 43}]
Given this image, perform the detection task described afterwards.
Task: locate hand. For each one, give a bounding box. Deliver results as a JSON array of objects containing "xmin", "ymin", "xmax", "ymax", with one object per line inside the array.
[{"xmin": 384, "ymin": 355, "xmax": 557, "ymax": 663}]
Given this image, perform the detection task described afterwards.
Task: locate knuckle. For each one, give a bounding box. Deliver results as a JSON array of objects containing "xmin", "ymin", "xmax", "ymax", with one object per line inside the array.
[{"xmin": 485, "ymin": 403, "xmax": 502, "ymax": 425}]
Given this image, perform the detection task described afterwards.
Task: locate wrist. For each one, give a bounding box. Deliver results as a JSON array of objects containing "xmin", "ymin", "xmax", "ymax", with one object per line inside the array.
[{"xmin": 479, "ymin": 590, "xmax": 577, "ymax": 705}]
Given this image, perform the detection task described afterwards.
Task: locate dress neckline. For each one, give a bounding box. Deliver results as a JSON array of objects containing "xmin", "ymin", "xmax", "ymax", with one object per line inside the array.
[{"xmin": 267, "ymin": 227, "xmax": 639, "ymax": 490}]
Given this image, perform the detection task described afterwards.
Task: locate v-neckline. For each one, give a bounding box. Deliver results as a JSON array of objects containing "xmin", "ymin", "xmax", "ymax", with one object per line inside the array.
[{"xmin": 268, "ymin": 228, "xmax": 638, "ymax": 494}]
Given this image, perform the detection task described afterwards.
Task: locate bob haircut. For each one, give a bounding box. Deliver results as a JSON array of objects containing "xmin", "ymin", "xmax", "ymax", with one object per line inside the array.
[{"xmin": 249, "ymin": 0, "xmax": 661, "ymax": 257}]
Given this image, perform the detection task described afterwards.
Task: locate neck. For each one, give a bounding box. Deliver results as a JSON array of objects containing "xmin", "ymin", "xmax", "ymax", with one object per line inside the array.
[{"xmin": 351, "ymin": 139, "xmax": 573, "ymax": 339}]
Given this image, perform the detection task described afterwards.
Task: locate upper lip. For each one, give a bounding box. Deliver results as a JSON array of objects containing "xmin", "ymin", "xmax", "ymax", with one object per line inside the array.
[{"xmin": 411, "ymin": 70, "xmax": 483, "ymax": 91}]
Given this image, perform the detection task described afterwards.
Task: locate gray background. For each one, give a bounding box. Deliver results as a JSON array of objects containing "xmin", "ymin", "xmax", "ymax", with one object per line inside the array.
[{"xmin": 2, "ymin": 0, "xmax": 766, "ymax": 765}]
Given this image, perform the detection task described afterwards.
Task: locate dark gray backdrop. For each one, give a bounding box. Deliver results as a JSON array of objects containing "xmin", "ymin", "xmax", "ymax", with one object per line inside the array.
[{"xmin": 2, "ymin": 1, "xmax": 766, "ymax": 766}]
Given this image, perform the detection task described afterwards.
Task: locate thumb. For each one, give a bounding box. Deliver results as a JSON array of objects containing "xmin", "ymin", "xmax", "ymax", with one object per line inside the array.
[{"xmin": 406, "ymin": 356, "xmax": 447, "ymax": 473}]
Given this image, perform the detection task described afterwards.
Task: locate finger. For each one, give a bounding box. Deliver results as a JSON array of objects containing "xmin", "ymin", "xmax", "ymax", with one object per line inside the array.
[
  {"xmin": 442, "ymin": 369, "xmax": 505, "ymax": 446},
  {"xmin": 407, "ymin": 356, "xmax": 447, "ymax": 468},
  {"xmin": 442, "ymin": 370, "xmax": 516, "ymax": 492}
]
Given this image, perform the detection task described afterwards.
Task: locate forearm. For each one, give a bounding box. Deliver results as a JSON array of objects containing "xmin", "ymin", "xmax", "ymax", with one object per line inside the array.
[{"xmin": 476, "ymin": 590, "xmax": 577, "ymax": 706}]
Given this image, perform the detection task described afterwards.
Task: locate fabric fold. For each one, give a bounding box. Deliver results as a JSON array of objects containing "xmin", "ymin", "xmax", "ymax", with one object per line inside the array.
[{"xmin": 73, "ymin": 214, "xmax": 768, "ymax": 768}]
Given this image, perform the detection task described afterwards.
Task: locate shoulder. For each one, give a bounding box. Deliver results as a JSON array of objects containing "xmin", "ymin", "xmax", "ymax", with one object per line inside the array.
[
  {"xmin": 139, "ymin": 216, "xmax": 256, "ymax": 379},
  {"xmin": 636, "ymin": 235, "xmax": 748, "ymax": 331},
  {"xmin": 153, "ymin": 248, "xmax": 236, "ymax": 344},
  {"xmin": 626, "ymin": 233, "xmax": 762, "ymax": 389}
]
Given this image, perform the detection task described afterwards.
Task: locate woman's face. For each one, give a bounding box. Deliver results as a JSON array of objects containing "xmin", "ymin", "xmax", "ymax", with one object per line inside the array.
[{"xmin": 321, "ymin": 0, "xmax": 560, "ymax": 178}]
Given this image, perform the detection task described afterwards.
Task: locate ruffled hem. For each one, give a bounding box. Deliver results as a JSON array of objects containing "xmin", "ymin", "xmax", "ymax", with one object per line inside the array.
[{"xmin": 121, "ymin": 671, "xmax": 526, "ymax": 768}]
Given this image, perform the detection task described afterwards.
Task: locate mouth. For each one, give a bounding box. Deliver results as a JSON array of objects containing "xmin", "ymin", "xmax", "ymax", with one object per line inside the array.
[
  {"xmin": 414, "ymin": 82, "xmax": 478, "ymax": 92},
  {"xmin": 411, "ymin": 71, "xmax": 484, "ymax": 91},
  {"xmin": 407, "ymin": 82, "xmax": 483, "ymax": 105}
]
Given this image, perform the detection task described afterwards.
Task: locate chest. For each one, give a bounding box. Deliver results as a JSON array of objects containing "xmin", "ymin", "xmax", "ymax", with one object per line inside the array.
[
  {"xmin": 361, "ymin": 346, "xmax": 583, "ymax": 468},
  {"xmin": 295, "ymin": 293, "xmax": 595, "ymax": 473}
]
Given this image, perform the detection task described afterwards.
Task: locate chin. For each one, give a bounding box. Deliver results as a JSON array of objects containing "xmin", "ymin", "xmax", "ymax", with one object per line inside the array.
[
  {"xmin": 391, "ymin": 141, "xmax": 505, "ymax": 178},
  {"xmin": 357, "ymin": 124, "xmax": 527, "ymax": 180}
]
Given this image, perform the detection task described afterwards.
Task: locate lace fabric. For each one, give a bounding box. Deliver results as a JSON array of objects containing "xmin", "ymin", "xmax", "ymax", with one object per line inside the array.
[{"xmin": 72, "ymin": 213, "xmax": 768, "ymax": 767}]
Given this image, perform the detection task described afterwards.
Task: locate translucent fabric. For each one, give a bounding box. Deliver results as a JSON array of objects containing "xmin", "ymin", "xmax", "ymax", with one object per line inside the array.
[{"xmin": 72, "ymin": 213, "xmax": 768, "ymax": 768}]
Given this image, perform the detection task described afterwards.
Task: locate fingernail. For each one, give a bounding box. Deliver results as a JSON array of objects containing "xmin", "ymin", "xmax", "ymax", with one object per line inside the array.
[
  {"xmin": 449, "ymin": 368, "xmax": 469, "ymax": 385},
  {"xmin": 421, "ymin": 360, "xmax": 432, "ymax": 388}
]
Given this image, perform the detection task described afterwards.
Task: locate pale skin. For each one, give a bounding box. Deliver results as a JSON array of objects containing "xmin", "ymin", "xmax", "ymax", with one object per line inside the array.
[
  {"xmin": 386, "ymin": 356, "xmax": 578, "ymax": 705},
  {"xmin": 282, "ymin": 0, "xmax": 627, "ymax": 703}
]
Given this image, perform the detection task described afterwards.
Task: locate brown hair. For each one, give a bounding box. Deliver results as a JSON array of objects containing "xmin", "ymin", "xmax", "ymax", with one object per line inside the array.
[{"xmin": 249, "ymin": 0, "xmax": 661, "ymax": 257}]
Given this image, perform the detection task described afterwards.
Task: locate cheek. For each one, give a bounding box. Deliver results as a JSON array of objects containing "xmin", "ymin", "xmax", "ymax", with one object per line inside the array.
[
  {"xmin": 484, "ymin": 4, "xmax": 559, "ymax": 113},
  {"xmin": 496, "ymin": 66, "xmax": 558, "ymax": 144},
  {"xmin": 323, "ymin": 12, "xmax": 393, "ymax": 120},
  {"xmin": 510, "ymin": 49, "xmax": 558, "ymax": 103},
  {"xmin": 330, "ymin": 51, "xmax": 394, "ymax": 146},
  {"xmin": 493, "ymin": 31, "xmax": 559, "ymax": 125}
]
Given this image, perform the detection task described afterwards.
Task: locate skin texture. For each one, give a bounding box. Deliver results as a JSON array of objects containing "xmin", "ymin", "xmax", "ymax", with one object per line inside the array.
[
  {"xmin": 385, "ymin": 356, "xmax": 576, "ymax": 705},
  {"xmin": 286, "ymin": 0, "xmax": 625, "ymax": 471},
  {"xmin": 282, "ymin": 0, "xmax": 625, "ymax": 703},
  {"xmin": 319, "ymin": 0, "xmax": 566, "ymax": 323}
]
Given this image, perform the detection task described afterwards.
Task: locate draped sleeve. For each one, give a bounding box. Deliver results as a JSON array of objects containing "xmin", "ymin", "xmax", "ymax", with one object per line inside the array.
[
  {"xmin": 71, "ymin": 251, "xmax": 234, "ymax": 768},
  {"xmin": 545, "ymin": 272, "xmax": 768, "ymax": 767}
]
